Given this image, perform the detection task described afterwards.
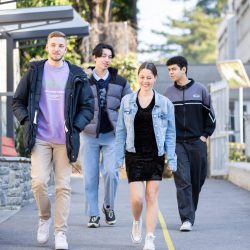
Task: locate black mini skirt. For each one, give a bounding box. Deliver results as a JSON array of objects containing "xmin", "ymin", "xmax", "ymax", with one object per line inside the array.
[{"xmin": 125, "ymin": 151, "xmax": 165, "ymax": 183}]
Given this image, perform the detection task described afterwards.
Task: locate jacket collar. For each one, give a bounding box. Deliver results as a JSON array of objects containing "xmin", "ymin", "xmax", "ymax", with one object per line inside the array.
[
  {"xmin": 30, "ymin": 59, "xmax": 83, "ymax": 76},
  {"xmin": 88, "ymin": 66, "xmax": 118, "ymax": 81},
  {"xmin": 174, "ymin": 78, "xmax": 194, "ymax": 89},
  {"xmin": 130, "ymin": 89, "xmax": 161, "ymax": 107},
  {"xmin": 92, "ymin": 69, "xmax": 109, "ymax": 81}
]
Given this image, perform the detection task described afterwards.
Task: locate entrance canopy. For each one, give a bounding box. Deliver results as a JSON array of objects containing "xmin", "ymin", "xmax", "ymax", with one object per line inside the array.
[
  {"xmin": 0, "ymin": 0, "xmax": 24, "ymax": 4},
  {"xmin": 0, "ymin": 5, "xmax": 89, "ymax": 41},
  {"xmin": 0, "ymin": 5, "xmax": 73, "ymax": 25}
]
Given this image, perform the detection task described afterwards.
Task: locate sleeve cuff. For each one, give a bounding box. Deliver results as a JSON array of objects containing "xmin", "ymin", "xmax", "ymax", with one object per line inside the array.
[
  {"xmin": 21, "ymin": 116, "xmax": 29, "ymax": 125},
  {"xmin": 202, "ymin": 134, "xmax": 208, "ymax": 138}
]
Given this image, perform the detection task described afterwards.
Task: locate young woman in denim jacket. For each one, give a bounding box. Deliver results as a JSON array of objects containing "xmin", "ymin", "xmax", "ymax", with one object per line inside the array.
[{"xmin": 115, "ymin": 62, "xmax": 177, "ymax": 250}]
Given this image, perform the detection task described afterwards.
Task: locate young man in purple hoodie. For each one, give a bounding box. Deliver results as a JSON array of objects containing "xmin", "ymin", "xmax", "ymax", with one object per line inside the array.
[{"xmin": 12, "ymin": 31, "xmax": 94, "ymax": 249}]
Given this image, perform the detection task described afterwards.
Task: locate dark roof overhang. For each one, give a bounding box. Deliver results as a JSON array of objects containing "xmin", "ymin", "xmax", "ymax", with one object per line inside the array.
[{"xmin": 0, "ymin": 5, "xmax": 89, "ymax": 41}]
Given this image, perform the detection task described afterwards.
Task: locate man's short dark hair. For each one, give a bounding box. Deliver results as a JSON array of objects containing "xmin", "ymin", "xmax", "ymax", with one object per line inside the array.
[
  {"xmin": 92, "ymin": 43, "xmax": 115, "ymax": 58},
  {"xmin": 166, "ymin": 56, "xmax": 188, "ymax": 74}
]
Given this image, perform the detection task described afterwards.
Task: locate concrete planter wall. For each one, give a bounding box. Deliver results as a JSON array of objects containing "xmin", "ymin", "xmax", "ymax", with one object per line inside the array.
[
  {"xmin": 227, "ymin": 162, "xmax": 250, "ymax": 191},
  {"xmin": 0, "ymin": 157, "xmax": 33, "ymax": 210}
]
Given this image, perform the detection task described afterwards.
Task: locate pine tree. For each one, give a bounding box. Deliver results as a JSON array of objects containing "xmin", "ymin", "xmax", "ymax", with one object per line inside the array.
[{"xmin": 148, "ymin": 0, "xmax": 227, "ymax": 63}]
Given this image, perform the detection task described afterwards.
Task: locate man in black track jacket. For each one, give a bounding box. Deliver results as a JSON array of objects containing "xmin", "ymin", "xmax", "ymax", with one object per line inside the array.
[
  {"xmin": 12, "ymin": 31, "xmax": 94, "ymax": 250},
  {"xmin": 164, "ymin": 56, "xmax": 216, "ymax": 232}
]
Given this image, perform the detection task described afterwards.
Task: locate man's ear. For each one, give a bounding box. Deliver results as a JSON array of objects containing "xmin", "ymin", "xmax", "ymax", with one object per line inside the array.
[
  {"xmin": 45, "ymin": 43, "xmax": 48, "ymax": 52},
  {"xmin": 182, "ymin": 66, "xmax": 187, "ymax": 74}
]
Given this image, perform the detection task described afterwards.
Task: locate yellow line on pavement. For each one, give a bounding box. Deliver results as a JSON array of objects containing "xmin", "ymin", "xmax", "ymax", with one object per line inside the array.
[
  {"xmin": 158, "ymin": 209, "xmax": 175, "ymax": 250},
  {"xmin": 143, "ymin": 181, "xmax": 174, "ymax": 249}
]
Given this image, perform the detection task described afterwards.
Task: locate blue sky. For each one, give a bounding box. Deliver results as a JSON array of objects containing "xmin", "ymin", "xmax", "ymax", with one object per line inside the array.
[{"xmin": 137, "ymin": 0, "xmax": 197, "ymax": 62}]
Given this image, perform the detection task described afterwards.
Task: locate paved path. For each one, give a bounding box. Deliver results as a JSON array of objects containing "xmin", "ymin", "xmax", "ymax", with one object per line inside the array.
[{"xmin": 0, "ymin": 176, "xmax": 250, "ymax": 250}]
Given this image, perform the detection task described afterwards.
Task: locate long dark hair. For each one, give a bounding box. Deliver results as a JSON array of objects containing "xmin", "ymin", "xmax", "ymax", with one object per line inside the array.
[{"xmin": 138, "ymin": 62, "xmax": 157, "ymax": 77}]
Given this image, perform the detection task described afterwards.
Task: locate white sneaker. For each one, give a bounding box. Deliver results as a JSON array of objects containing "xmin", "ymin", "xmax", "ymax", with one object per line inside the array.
[
  {"xmin": 180, "ymin": 221, "xmax": 192, "ymax": 231},
  {"xmin": 131, "ymin": 219, "xmax": 142, "ymax": 244},
  {"xmin": 37, "ymin": 218, "xmax": 51, "ymax": 244},
  {"xmin": 143, "ymin": 233, "xmax": 155, "ymax": 250},
  {"xmin": 55, "ymin": 231, "xmax": 68, "ymax": 250}
]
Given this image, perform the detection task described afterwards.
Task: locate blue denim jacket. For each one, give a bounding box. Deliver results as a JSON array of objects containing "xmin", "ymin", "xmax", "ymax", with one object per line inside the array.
[{"xmin": 115, "ymin": 90, "xmax": 177, "ymax": 171}]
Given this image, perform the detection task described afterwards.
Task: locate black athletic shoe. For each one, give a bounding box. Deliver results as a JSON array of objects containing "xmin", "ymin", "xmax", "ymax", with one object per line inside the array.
[
  {"xmin": 87, "ymin": 216, "xmax": 100, "ymax": 228},
  {"xmin": 102, "ymin": 204, "xmax": 116, "ymax": 225}
]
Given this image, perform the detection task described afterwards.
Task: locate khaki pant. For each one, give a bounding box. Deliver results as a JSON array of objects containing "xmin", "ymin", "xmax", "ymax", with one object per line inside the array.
[{"xmin": 31, "ymin": 138, "xmax": 72, "ymax": 233}]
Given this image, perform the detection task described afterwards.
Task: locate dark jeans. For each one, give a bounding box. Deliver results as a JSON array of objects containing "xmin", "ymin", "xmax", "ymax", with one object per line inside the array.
[{"xmin": 174, "ymin": 139, "xmax": 207, "ymax": 225}]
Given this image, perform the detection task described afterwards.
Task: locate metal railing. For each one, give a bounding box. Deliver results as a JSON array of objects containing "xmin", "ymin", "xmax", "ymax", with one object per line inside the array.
[{"xmin": 0, "ymin": 92, "xmax": 14, "ymax": 155}]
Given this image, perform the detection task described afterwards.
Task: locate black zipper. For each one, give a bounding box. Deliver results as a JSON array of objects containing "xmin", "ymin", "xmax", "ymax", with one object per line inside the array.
[
  {"xmin": 69, "ymin": 77, "xmax": 78, "ymax": 160},
  {"xmin": 95, "ymin": 83, "xmax": 101, "ymax": 138},
  {"xmin": 183, "ymin": 88, "xmax": 186, "ymax": 140},
  {"xmin": 104, "ymin": 83, "xmax": 114, "ymax": 131}
]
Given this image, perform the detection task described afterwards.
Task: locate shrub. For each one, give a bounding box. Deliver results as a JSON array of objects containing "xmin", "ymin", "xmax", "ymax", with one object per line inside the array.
[
  {"xmin": 111, "ymin": 53, "xmax": 139, "ymax": 91},
  {"xmin": 228, "ymin": 142, "xmax": 249, "ymax": 162}
]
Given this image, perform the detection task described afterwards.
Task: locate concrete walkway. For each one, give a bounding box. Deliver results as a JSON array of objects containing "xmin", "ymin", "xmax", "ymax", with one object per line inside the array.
[{"xmin": 0, "ymin": 176, "xmax": 250, "ymax": 250}]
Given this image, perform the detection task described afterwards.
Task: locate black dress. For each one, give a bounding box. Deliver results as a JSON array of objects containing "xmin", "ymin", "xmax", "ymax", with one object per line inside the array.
[{"xmin": 125, "ymin": 94, "xmax": 165, "ymax": 183}]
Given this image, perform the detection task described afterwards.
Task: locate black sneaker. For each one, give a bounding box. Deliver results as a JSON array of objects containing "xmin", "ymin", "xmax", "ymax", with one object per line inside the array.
[
  {"xmin": 87, "ymin": 216, "xmax": 100, "ymax": 228},
  {"xmin": 102, "ymin": 205, "xmax": 116, "ymax": 225}
]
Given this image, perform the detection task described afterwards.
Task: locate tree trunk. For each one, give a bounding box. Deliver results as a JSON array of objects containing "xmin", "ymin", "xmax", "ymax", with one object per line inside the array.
[
  {"xmin": 104, "ymin": 0, "xmax": 111, "ymax": 25},
  {"xmin": 132, "ymin": 0, "xmax": 137, "ymax": 29},
  {"xmin": 89, "ymin": 0, "xmax": 101, "ymax": 23}
]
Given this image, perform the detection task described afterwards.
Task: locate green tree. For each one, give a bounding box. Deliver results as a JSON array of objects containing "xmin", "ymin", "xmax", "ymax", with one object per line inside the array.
[
  {"xmin": 17, "ymin": 0, "xmax": 137, "ymax": 27},
  {"xmin": 17, "ymin": 0, "xmax": 137, "ymax": 72},
  {"xmin": 111, "ymin": 53, "xmax": 139, "ymax": 90},
  {"xmin": 147, "ymin": 0, "xmax": 228, "ymax": 63},
  {"xmin": 196, "ymin": 0, "xmax": 228, "ymax": 16},
  {"xmin": 153, "ymin": 7, "xmax": 220, "ymax": 63},
  {"xmin": 112, "ymin": 0, "xmax": 137, "ymax": 27},
  {"xmin": 171, "ymin": 0, "xmax": 227, "ymax": 16}
]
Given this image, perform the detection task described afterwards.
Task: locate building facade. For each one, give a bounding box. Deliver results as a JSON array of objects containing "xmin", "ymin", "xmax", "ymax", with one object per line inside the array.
[
  {"xmin": 217, "ymin": 0, "xmax": 250, "ymax": 63},
  {"xmin": 217, "ymin": 0, "xmax": 250, "ymax": 143}
]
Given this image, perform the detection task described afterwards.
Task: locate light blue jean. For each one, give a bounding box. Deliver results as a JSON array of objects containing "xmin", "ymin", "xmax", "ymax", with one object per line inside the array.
[{"xmin": 80, "ymin": 131, "xmax": 119, "ymax": 216}]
